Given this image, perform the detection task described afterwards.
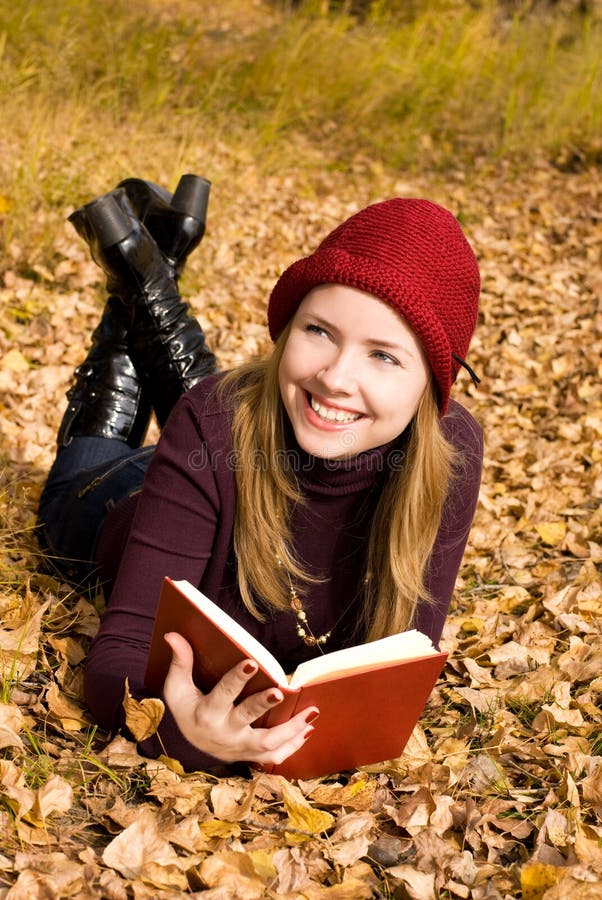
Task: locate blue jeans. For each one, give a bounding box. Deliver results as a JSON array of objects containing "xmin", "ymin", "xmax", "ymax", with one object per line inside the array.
[{"xmin": 37, "ymin": 436, "xmax": 154, "ymax": 587}]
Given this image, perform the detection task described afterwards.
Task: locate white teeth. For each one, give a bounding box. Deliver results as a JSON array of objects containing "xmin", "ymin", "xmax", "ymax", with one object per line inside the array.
[{"xmin": 310, "ymin": 396, "xmax": 361, "ymax": 424}]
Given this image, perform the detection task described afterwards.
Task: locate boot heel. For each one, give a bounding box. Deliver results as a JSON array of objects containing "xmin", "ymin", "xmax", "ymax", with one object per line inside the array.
[
  {"xmin": 172, "ymin": 174, "xmax": 211, "ymax": 223},
  {"xmin": 69, "ymin": 191, "xmax": 135, "ymax": 250},
  {"xmin": 162, "ymin": 176, "xmax": 211, "ymax": 265}
]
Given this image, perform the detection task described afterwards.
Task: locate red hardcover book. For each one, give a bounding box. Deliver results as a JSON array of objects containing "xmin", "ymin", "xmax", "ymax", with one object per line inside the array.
[{"xmin": 145, "ymin": 577, "xmax": 447, "ymax": 779}]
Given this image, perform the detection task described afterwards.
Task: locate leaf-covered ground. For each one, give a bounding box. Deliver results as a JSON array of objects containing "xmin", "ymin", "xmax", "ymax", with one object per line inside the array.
[{"xmin": 0, "ymin": 152, "xmax": 601, "ymax": 899}]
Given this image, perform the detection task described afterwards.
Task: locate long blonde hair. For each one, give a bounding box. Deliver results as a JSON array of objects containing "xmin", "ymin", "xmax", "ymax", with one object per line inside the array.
[{"xmin": 218, "ymin": 331, "xmax": 454, "ymax": 641}]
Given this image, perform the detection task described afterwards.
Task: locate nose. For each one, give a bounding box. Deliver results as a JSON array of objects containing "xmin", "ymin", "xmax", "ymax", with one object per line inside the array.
[{"xmin": 317, "ymin": 349, "xmax": 357, "ymax": 395}]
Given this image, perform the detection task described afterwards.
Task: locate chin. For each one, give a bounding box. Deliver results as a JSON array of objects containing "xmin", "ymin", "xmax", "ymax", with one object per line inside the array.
[{"xmin": 296, "ymin": 430, "xmax": 358, "ymax": 460}]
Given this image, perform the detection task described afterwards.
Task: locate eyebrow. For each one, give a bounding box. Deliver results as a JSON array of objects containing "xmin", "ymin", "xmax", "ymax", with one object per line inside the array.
[{"xmin": 307, "ymin": 313, "xmax": 419, "ymax": 360}]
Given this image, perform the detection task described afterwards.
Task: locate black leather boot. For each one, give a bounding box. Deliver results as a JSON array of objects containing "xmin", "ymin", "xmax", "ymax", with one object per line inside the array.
[
  {"xmin": 57, "ymin": 296, "xmax": 151, "ymax": 447},
  {"xmin": 68, "ymin": 187, "xmax": 217, "ymax": 427},
  {"xmin": 117, "ymin": 174, "xmax": 210, "ymax": 271}
]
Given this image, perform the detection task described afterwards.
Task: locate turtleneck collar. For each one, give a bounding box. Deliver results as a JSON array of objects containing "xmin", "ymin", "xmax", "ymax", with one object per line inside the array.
[{"xmin": 282, "ymin": 416, "xmax": 409, "ymax": 496}]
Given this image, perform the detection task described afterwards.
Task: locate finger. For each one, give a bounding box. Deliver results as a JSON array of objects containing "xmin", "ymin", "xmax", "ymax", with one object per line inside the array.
[
  {"xmin": 254, "ymin": 723, "xmax": 316, "ymax": 767},
  {"xmin": 206, "ymin": 659, "xmax": 265, "ymax": 710},
  {"xmin": 249, "ymin": 706, "xmax": 319, "ymax": 755},
  {"xmin": 232, "ymin": 687, "xmax": 285, "ymax": 727}
]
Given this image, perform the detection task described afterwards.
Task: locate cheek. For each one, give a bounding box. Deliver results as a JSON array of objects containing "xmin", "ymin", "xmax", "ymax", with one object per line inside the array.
[
  {"xmin": 278, "ymin": 349, "xmax": 293, "ymax": 392},
  {"xmin": 278, "ymin": 346, "xmax": 303, "ymax": 405},
  {"xmin": 279, "ymin": 337, "xmax": 313, "ymax": 388},
  {"xmin": 381, "ymin": 373, "xmax": 427, "ymax": 421}
]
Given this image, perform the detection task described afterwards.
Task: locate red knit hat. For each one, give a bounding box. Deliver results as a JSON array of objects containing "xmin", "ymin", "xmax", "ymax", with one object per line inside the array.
[{"xmin": 268, "ymin": 198, "xmax": 480, "ymax": 415}]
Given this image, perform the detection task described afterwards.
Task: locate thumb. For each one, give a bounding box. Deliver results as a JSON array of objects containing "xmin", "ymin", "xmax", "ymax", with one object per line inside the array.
[{"xmin": 163, "ymin": 632, "xmax": 198, "ymax": 706}]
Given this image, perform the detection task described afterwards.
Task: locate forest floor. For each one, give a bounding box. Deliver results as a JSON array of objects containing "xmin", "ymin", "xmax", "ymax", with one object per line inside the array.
[{"xmin": 0, "ymin": 92, "xmax": 601, "ymax": 900}]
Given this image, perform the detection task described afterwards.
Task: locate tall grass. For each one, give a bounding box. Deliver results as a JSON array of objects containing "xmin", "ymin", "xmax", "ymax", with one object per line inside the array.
[{"xmin": 0, "ymin": 0, "xmax": 599, "ymax": 260}]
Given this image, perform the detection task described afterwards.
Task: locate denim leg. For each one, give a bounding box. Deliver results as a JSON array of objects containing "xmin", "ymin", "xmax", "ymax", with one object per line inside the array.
[{"xmin": 37, "ymin": 436, "xmax": 154, "ymax": 587}]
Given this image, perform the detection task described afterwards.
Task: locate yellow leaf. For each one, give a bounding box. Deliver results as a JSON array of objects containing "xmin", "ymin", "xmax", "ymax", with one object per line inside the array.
[
  {"xmin": 520, "ymin": 862, "xmax": 563, "ymax": 899},
  {"xmin": 122, "ymin": 677, "xmax": 165, "ymax": 741},
  {"xmin": 248, "ymin": 849, "xmax": 277, "ymax": 882},
  {"xmin": 310, "ymin": 777, "xmax": 376, "ymax": 811},
  {"xmin": 157, "ymin": 754, "xmax": 185, "ymax": 775},
  {"xmin": 281, "ymin": 780, "xmax": 334, "ymax": 841},
  {"xmin": 0, "ymin": 194, "xmax": 10, "ymax": 214},
  {"xmin": 0, "ymin": 349, "xmax": 30, "ymax": 372},
  {"xmin": 200, "ymin": 819, "xmax": 242, "ymax": 838},
  {"xmin": 460, "ymin": 616, "xmax": 484, "ymax": 634},
  {"xmin": 534, "ymin": 521, "xmax": 567, "ymax": 546}
]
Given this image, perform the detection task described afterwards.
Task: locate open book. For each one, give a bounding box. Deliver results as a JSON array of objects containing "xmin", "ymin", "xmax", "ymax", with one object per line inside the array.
[{"xmin": 145, "ymin": 577, "xmax": 447, "ymax": 779}]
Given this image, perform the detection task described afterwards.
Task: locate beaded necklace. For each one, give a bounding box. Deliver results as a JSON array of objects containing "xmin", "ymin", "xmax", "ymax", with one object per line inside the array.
[
  {"xmin": 276, "ymin": 556, "xmax": 369, "ymax": 651},
  {"xmin": 276, "ymin": 557, "xmax": 331, "ymax": 647}
]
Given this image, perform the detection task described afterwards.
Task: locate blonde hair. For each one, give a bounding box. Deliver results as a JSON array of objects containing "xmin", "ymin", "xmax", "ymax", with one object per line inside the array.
[{"xmin": 218, "ymin": 333, "xmax": 454, "ymax": 640}]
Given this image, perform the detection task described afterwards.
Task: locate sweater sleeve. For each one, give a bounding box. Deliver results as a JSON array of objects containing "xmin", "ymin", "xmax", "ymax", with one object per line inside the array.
[
  {"xmin": 84, "ymin": 389, "xmax": 233, "ymax": 771},
  {"xmin": 414, "ymin": 401, "xmax": 483, "ymax": 646}
]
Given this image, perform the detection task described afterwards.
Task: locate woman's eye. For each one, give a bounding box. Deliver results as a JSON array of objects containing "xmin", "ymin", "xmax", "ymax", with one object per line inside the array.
[
  {"xmin": 372, "ymin": 350, "xmax": 400, "ymax": 366},
  {"xmin": 304, "ymin": 323, "xmax": 328, "ymax": 337}
]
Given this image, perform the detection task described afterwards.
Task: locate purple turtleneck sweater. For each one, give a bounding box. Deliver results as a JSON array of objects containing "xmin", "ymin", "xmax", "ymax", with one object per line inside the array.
[{"xmin": 87, "ymin": 374, "xmax": 482, "ymax": 771}]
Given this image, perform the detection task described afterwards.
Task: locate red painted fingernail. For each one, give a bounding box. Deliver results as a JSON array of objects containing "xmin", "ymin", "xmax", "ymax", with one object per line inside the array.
[
  {"xmin": 267, "ymin": 691, "xmax": 282, "ymax": 704},
  {"xmin": 303, "ymin": 726, "xmax": 314, "ymax": 741},
  {"xmin": 305, "ymin": 710, "xmax": 319, "ymax": 724},
  {"xmin": 243, "ymin": 661, "xmax": 257, "ymax": 675}
]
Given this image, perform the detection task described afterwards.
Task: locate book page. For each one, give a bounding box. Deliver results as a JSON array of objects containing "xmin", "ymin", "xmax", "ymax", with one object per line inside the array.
[
  {"xmin": 171, "ymin": 580, "xmax": 289, "ymax": 687},
  {"xmin": 289, "ymin": 629, "xmax": 437, "ymax": 688}
]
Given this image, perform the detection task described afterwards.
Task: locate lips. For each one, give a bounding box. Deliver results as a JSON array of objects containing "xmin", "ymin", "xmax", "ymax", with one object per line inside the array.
[{"xmin": 307, "ymin": 392, "xmax": 363, "ymax": 424}]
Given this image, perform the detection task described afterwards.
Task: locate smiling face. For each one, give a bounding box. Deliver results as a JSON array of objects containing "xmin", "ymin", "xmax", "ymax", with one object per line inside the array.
[{"xmin": 278, "ymin": 284, "xmax": 430, "ymax": 460}]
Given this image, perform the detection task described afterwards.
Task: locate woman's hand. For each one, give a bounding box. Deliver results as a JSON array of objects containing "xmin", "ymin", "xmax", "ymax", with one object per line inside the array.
[{"xmin": 162, "ymin": 632, "xmax": 319, "ymax": 765}]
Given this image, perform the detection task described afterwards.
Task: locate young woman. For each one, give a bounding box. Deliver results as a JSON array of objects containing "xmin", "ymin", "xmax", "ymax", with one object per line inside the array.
[{"xmin": 37, "ymin": 176, "xmax": 483, "ymax": 772}]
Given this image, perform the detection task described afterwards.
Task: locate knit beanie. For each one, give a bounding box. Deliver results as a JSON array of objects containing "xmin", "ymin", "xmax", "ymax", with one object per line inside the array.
[{"xmin": 268, "ymin": 198, "xmax": 480, "ymax": 416}]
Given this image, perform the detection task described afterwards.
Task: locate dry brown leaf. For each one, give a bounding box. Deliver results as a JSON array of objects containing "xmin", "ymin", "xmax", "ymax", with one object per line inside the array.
[
  {"xmin": 574, "ymin": 823, "xmax": 602, "ymax": 872},
  {"xmin": 0, "ymin": 598, "xmax": 50, "ymax": 681},
  {"xmin": 122, "ymin": 677, "xmax": 165, "ymax": 741},
  {"xmin": 299, "ymin": 880, "xmax": 374, "ymax": 899},
  {"xmin": 100, "ymin": 735, "xmax": 147, "ymax": 768},
  {"xmin": 8, "ymin": 853, "xmax": 91, "ymax": 899},
  {"xmin": 24, "ymin": 775, "xmax": 73, "ymax": 827},
  {"xmin": 386, "ymin": 864, "xmax": 436, "ymax": 900},
  {"xmin": 102, "ymin": 808, "xmax": 188, "ymax": 889},
  {"xmin": 0, "ymin": 760, "xmax": 35, "ymax": 820},
  {"xmin": 581, "ymin": 765, "xmax": 602, "ymax": 813},
  {"xmin": 328, "ymin": 811, "xmax": 378, "ymax": 866},
  {"xmin": 47, "ymin": 634, "xmax": 86, "ymax": 665},
  {"xmin": 542, "ymin": 877, "xmax": 602, "ymax": 900},
  {"xmin": 272, "ymin": 845, "xmax": 313, "ymax": 893},
  {"xmin": 45, "ymin": 681, "xmax": 91, "ymax": 731},
  {"xmin": 1, "ymin": 105, "xmax": 602, "ymax": 898},
  {"xmin": 0, "ymin": 702, "xmax": 27, "ymax": 751},
  {"xmin": 210, "ymin": 777, "xmax": 258, "ymax": 822},
  {"xmin": 199, "ymin": 850, "xmax": 267, "ymax": 898}
]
